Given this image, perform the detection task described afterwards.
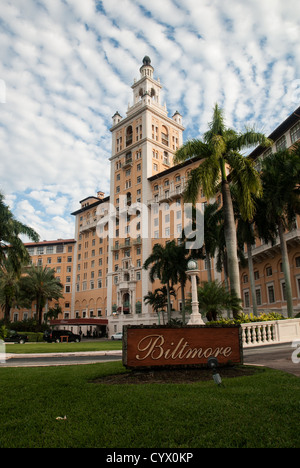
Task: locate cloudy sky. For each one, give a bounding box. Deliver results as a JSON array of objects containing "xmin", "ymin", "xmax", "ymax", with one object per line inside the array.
[{"xmin": 1, "ymin": 0, "xmax": 300, "ymax": 241}]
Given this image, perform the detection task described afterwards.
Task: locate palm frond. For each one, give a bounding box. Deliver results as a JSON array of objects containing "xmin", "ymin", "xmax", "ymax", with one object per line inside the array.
[
  {"xmin": 174, "ymin": 139, "xmax": 210, "ymax": 164},
  {"xmin": 226, "ymin": 152, "xmax": 262, "ymax": 220}
]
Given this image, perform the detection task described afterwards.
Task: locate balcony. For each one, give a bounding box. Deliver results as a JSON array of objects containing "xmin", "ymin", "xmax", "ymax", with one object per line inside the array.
[
  {"xmin": 243, "ymin": 228, "xmax": 300, "ymax": 263},
  {"xmin": 122, "ymin": 157, "xmax": 133, "ymax": 169},
  {"xmin": 147, "ymin": 184, "xmax": 186, "ymax": 205},
  {"xmin": 119, "ymin": 239, "xmax": 131, "ymax": 249},
  {"xmin": 79, "ymin": 218, "xmax": 98, "ymax": 233}
]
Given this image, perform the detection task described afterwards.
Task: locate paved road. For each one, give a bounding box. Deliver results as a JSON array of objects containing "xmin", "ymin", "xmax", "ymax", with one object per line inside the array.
[
  {"xmin": 0, "ymin": 351, "xmax": 122, "ymax": 368},
  {"xmin": 243, "ymin": 342, "xmax": 300, "ymax": 377},
  {"xmin": 1, "ymin": 344, "xmax": 299, "ymax": 376}
]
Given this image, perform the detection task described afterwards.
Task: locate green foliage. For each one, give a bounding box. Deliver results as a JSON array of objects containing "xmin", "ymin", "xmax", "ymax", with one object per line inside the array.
[
  {"xmin": 18, "ymin": 265, "xmax": 64, "ymax": 326},
  {"xmin": 208, "ymin": 311, "xmax": 286, "ymax": 326},
  {"xmin": 198, "ymin": 280, "xmax": 242, "ymax": 321},
  {"xmin": 0, "ymin": 325, "xmax": 8, "ymax": 340}
]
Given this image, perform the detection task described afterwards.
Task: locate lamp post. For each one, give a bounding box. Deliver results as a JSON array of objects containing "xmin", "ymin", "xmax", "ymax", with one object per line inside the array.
[{"xmin": 186, "ymin": 260, "xmax": 205, "ymax": 325}]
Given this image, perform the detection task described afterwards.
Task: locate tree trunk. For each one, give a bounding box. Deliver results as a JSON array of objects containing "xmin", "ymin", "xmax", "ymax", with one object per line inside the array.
[
  {"xmin": 221, "ymin": 177, "xmax": 241, "ymax": 307},
  {"xmin": 4, "ymin": 299, "xmax": 11, "ymax": 324},
  {"xmin": 278, "ymin": 220, "xmax": 294, "ymax": 318},
  {"xmin": 181, "ymin": 282, "xmax": 186, "ymax": 324},
  {"xmin": 166, "ymin": 281, "xmax": 172, "ymax": 324},
  {"xmin": 206, "ymin": 252, "xmax": 212, "ymax": 282},
  {"xmin": 247, "ymin": 240, "xmax": 258, "ymax": 316}
]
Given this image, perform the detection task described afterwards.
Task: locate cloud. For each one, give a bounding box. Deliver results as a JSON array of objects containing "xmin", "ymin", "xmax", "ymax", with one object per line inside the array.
[{"xmin": 0, "ymin": 0, "xmax": 299, "ymax": 240}]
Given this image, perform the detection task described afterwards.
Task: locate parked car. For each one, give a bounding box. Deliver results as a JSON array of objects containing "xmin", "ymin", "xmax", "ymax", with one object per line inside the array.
[
  {"xmin": 43, "ymin": 330, "xmax": 81, "ymax": 343},
  {"xmin": 111, "ymin": 332, "xmax": 123, "ymax": 340},
  {"xmin": 4, "ymin": 331, "xmax": 28, "ymax": 344}
]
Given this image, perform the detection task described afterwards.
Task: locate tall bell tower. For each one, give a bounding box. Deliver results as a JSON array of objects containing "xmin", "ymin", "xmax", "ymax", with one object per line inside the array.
[{"xmin": 107, "ymin": 57, "xmax": 184, "ymax": 330}]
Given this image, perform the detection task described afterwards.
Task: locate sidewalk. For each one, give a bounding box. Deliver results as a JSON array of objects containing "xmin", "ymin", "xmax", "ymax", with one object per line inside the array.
[{"xmin": 4, "ymin": 350, "xmax": 123, "ymax": 359}]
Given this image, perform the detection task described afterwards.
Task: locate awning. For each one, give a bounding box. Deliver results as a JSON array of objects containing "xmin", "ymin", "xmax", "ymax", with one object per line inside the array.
[{"xmin": 50, "ymin": 318, "xmax": 108, "ymax": 326}]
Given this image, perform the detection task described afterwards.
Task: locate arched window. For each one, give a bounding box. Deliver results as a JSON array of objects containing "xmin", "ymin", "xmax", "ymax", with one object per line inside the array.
[
  {"xmin": 126, "ymin": 126, "xmax": 133, "ymax": 146},
  {"xmin": 161, "ymin": 125, "xmax": 169, "ymax": 146}
]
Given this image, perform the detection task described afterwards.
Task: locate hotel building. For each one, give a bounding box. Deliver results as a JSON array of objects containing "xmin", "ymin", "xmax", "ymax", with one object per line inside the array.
[{"xmin": 4, "ymin": 58, "xmax": 300, "ymax": 334}]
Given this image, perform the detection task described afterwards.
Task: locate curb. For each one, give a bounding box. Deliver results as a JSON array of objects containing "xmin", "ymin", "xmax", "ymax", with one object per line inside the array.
[{"xmin": 4, "ymin": 350, "xmax": 123, "ymax": 359}]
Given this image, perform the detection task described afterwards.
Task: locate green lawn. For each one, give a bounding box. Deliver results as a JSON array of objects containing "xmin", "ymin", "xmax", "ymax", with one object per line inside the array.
[
  {"xmin": 4, "ymin": 340, "xmax": 122, "ymax": 354},
  {"xmin": 0, "ymin": 362, "xmax": 299, "ymax": 448}
]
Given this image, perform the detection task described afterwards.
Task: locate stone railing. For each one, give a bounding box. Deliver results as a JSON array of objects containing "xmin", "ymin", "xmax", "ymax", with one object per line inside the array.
[{"xmin": 241, "ymin": 318, "xmax": 300, "ymax": 347}]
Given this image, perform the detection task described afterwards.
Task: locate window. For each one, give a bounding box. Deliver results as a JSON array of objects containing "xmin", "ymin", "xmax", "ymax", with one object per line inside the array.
[
  {"xmin": 266, "ymin": 266, "xmax": 272, "ymax": 277},
  {"xmin": 267, "ymin": 284, "xmax": 275, "ymax": 303},
  {"xmin": 163, "ymin": 152, "xmax": 169, "ymax": 165},
  {"xmin": 153, "ymin": 163, "xmax": 158, "ymax": 171},
  {"xmin": 255, "ymin": 288, "xmax": 262, "ymax": 306},
  {"xmin": 290, "ymin": 122, "xmax": 300, "ymax": 144},
  {"xmin": 254, "ymin": 270, "xmax": 259, "ymax": 280},
  {"xmin": 276, "ymin": 135, "xmax": 287, "ymax": 151},
  {"xmin": 244, "ymin": 291, "xmax": 250, "ymax": 308},
  {"xmin": 161, "ymin": 125, "xmax": 169, "ymax": 146},
  {"xmin": 281, "ymin": 281, "xmax": 286, "ymax": 301},
  {"xmin": 137, "ymin": 176, "xmax": 141, "ymax": 184},
  {"xmin": 126, "ymin": 126, "xmax": 133, "ymax": 146},
  {"xmin": 296, "ymin": 256, "xmax": 300, "ymax": 268}
]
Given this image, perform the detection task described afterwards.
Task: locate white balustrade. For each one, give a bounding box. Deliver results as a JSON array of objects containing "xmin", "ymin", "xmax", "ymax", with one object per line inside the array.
[{"xmin": 241, "ymin": 319, "xmax": 300, "ymax": 347}]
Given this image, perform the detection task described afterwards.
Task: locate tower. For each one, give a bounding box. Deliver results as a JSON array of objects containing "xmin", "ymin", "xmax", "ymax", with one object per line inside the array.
[{"xmin": 107, "ymin": 57, "xmax": 184, "ymax": 331}]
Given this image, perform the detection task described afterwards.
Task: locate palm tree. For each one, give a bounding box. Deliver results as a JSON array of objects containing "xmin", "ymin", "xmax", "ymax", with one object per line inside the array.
[
  {"xmin": 143, "ymin": 241, "xmax": 178, "ymax": 323},
  {"xmin": 171, "ymin": 242, "xmax": 190, "ymax": 324},
  {"xmin": 198, "ymin": 280, "xmax": 242, "ymax": 321},
  {"xmin": 144, "ymin": 286, "xmax": 175, "ymax": 324},
  {"xmin": 203, "ymin": 202, "xmax": 223, "ymax": 281},
  {"xmin": 0, "ymin": 257, "xmax": 22, "ymax": 323},
  {"xmin": 174, "ymin": 104, "xmax": 270, "ymax": 302},
  {"xmin": 256, "ymin": 144, "xmax": 300, "ymax": 317},
  {"xmin": 0, "ymin": 192, "xmax": 39, "ymax": 268},
  {"xmin": 19, "ymin": 265, "xmax": 64, "ymax": 327}
]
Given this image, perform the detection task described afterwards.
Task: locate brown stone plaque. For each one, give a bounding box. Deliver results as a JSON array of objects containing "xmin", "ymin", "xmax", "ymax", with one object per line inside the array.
[{"xmin": 123, "ymin": 325, "xmax": 243, "ymax": 368}]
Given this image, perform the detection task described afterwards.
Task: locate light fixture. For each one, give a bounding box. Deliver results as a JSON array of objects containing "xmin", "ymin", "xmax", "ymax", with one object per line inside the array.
[
  {"xmin": 207, "ymin": 357, "xmax": 223, "ymax": 386},
  {"xmin": 187, "ymin": 259, "xmax": 198, "ymax": 270}
]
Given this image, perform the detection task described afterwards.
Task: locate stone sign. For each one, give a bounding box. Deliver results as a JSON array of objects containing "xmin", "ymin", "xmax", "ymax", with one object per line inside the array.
[{"xmin": 123, "ymin": 325, "xmax": 243, "ymax": 369}]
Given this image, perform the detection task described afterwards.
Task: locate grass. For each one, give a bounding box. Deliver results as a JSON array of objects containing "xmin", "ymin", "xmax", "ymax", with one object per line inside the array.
[
  {"xmin": 0, "ymin": 361, "xmax": 299, "ymax": 448},
  {"xmin": 4, "ymin": 340, "xmax": 122, "ymax": 354}
]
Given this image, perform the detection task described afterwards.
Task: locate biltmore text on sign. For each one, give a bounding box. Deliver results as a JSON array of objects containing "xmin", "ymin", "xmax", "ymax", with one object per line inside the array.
[{"xmin": 123, "ymin": 325, "xmax": 243, "ymax": 369}]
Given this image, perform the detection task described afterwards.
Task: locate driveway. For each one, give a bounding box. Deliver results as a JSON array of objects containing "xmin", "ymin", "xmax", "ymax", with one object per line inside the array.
[{"xmin": 243, "ymin": 342, "xmax": 300, "ymax": 377}]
